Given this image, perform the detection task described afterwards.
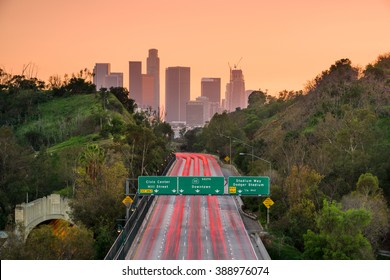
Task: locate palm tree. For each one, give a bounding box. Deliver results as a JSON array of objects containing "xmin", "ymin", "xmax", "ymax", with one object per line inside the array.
[{"xmin": 78, "ymin": 144, "xmax": 105, "ymax": 182}]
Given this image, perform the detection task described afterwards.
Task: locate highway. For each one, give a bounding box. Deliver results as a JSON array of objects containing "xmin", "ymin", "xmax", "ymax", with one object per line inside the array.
[{"xmin": 127, "ymin": 153, "xmax": 257, "ymax": 260}]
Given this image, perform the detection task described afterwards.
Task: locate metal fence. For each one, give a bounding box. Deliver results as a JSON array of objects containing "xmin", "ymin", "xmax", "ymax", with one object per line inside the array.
[
  {"xmin": 104, "ymin": 195, "xmax": 155, "ymax": 260},
  {"xmin": 104, "ymin": 154, "xmax": 176, "ymax": 260}
]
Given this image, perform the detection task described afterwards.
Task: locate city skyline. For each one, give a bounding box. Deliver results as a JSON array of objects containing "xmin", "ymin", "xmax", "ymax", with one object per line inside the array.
[
  {"xmin": 1, "ymin": 0, "xmax": 389, "ymax": 108},
  {"xmin": 128, "ymin": 49, "xmax": 160, "ymax": 111}
]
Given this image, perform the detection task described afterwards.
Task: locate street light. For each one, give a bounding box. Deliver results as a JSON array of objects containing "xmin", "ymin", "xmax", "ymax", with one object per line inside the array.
[
  {"xmin": 233, "ymin": 139, "xmax": 254, "ymax": 164},
  {"xmin": 116, "ymin": 224, "xmax": 123, "ymax": 234},
  {"xmin": 116, "ymin": 224, "xmax": 125, "ymax": 246},
  {"xmin": 239, "ymin": 152, "xmax": 271, "ymax": 178}
]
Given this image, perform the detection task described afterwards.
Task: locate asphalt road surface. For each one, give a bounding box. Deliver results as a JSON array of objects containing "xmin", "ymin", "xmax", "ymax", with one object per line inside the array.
[{"xmin": 127, "ymin": 153, "xmax": 257, "ymax": 260}]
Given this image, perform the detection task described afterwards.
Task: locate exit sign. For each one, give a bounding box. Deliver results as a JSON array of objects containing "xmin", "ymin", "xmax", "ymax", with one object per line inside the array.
[{"xmin": 228, "ymin": 176, "xmax": 270, "ymax": 196}]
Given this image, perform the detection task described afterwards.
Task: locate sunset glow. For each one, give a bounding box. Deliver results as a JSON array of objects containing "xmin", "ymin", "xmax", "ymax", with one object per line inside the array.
[{"xmin": 1, "ymin": 0, "xmax": 389, "ymax": 106}]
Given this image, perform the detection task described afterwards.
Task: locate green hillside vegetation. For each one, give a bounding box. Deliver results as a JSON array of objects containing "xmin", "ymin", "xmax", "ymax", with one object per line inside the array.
[
  {"xmin": 182, "ymin": 53, "xmax": 390, "ymax": 259},
  {"xmin": 0, "ymin": 70, "xmax": 174, "ymax": 259},
  {"xmin": 1, "ymin": 53, "xmax": 389, "ymax": 259},
  {"xmin": 15, "ymin": 93, "xmax": 133, "ymax": 151}
]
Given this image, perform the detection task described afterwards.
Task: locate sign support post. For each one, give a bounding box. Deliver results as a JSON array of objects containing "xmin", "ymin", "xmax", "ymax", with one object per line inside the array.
[
  {"xmin": 267, "ymin": 208, "xmax": 269, "ymax": 228},
  {"xmin": 262, "ymin": 197, "xmax": 274, "ymax": 229}
]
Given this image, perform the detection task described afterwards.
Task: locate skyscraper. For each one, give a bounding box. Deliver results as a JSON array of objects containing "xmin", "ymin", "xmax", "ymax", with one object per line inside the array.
[
  {"xmin": 93, "ymin": 63, "xmax": 110, "ymax": 90},
  {"xmin": 147, "ymin": 49, "xmax": 160, "ymax": 111},
  {"xmin": 226, "ymin": 68, "xmax": 245, "ymax": 111},
  {"xmin": 201, "ymin": 77, "xmax": 221, "ymax": 119},
  {"xmin": 129, "ymin": 61, "xmax": 142, "ymax": 106},
  {"xmin": 196, "ymin": 96, "xmax": 210, "ymax": 123},
  {"xmin": 165, "ymin": 66, "xmax": 190, "ymax": 123},
  {"xmin": 186, "ymin": 100, "xmax": 205, "ymax": 127},
  {"xmin": 142, "ymin": 74, "xmax": 155, "ymax": 109},
  {"xmin": 201, "ymin": 78, "xmax": 221, "ymax": 104},
  {"xmin": 105, "ymin": 72, "xmax": 123, "ymax": 89}
]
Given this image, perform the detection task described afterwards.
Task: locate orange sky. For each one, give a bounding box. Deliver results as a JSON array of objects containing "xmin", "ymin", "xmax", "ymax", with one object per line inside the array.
[{"xmin": 1, "ymin": 0, "xmax": 389, "ymax": 106}]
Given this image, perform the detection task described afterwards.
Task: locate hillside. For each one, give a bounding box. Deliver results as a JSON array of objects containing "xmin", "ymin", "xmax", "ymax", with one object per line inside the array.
[
  {"xmin": 13, "ymin": 93, "xmax": 133, "ymax": 152},
  {"xmin": 0, "ymin": 80, "xmax": 175, "ymax": 259},
  {"xmin": 0, "ymin": 91, "xmax": 136, "ymax": 210},
  {"xmin": 186, "ymin": 54, "xmax": 390, "ymax": 259}
]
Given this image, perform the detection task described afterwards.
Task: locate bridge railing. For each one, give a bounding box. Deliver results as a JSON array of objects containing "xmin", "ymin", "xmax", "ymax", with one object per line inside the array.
[
  {"xmin": 105, "ymin": 195, "xmax": 155, "ymax": 260},
  {"xmin": 104, "ymin": 155, "xmax": 176, "ymax": 260},
  {"xmin": 14, "ymin": 194, "xmax": 71, "ymax": 239}
]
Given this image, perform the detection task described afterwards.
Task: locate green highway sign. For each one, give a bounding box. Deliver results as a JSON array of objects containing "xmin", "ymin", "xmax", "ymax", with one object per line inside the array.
[
  {"xmin": 178, "ymin": 176, "xmax": 224, "ymax": 195},
  {"xmin": 228, "ymin": 176, "xmax": 270, "ymax": 196},
  {"xmin": 138, "ymin": 176, "xmax": 178, "ymax": 195}
]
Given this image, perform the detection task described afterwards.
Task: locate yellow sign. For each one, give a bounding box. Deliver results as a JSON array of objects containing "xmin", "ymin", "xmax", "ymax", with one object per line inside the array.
[
  {"xmin": 140, "ymin": 189, "xmax": 153, "ymax": 194},
  {"xmin": 224, "ymin": 156, "xmax": 230, "ymax": 163},
  {"xmin": 229, "ymin": 186, "xmax": 237, "ymax": 194},
  {"xmin": 122, "ymin": 196, "xmax": 133, "ymax": 207},
  {"xmin": 263, "ymin": 197, "xmax": 274, "ymax": 209}
]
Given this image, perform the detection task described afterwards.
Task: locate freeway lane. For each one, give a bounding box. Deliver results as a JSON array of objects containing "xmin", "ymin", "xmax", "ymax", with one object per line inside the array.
[{"xmin": 128, "ymin": 153, "xmax": 257, "ymax": 260}]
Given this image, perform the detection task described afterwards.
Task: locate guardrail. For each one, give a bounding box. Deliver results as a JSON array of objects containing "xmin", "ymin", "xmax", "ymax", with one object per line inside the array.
[
  {"xmin": 105, "ymin": 195, "xmax": 155, "ymax": 260},
  {"xmin": 104, "ymin": 154, "xmax": 176, "ymax": 260}
]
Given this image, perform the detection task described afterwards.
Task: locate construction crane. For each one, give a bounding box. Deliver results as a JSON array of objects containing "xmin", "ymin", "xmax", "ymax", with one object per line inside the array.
[
  {"xmin": 234, "ymin": 57, "xmax": 243, "ymax": 69},
  {"xmin": 228, "ymin": 57, "xmax": 243, "ymax": 70}
]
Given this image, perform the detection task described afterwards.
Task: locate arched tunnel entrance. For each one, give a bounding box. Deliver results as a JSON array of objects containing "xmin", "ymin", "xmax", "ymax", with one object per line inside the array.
[{"xmin": 26, "ymin": 219, "xmax": 74, "ymax": 241}]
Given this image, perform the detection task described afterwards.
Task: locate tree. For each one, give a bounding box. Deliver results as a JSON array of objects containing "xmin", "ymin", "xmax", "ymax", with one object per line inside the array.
[
  {"xmin": 154, "ymin": 121, "xmax": 174, "ymax": 141},
  {"xmin": 70, "ymin": 145, "xmax": 127, "ymax": 257},
  {"xmin": 0, "ymin": 222, "xmax": 95, "ymax": 259},
  {"xmin": 99, "ymin": 87, "xmax": 109, "ymax": 110},
  {"xmin": 110, "ymin": 87, "xmax": 136, "ymax": 113},
  {"xmin": 364, "ymin": 53, "xmax": 390, "ymax": 81},
  {"xmin": 181, "ymin": 127, "xmax": 204, "ymax": 152},
  {"xmin": 71, "ymin": 146, "xmax": 125, "ymax": 228},
  {"xmin": 0, "ymin": 68, "xmax": 11, "ymax": 91},
  {"xmin": 283, "ymin": 165, "xmax": 324, "ymax": 249},
  {"xmin": 342, "ymin": 173, "xmax": 390, "ymax": 251},
  {"xmin": 313, "ymin": 107, "xmax": 383, "ymax": 199},
  {"xmin": 201, "ymin": 111, "xmax": 246, "ymax": 158},
  {"xmin": 0, "ymin": 127, "xmax": 31, "ymax": 229},
  {"xmin": 355, "ymin": 172, "xmax": 381, "ymax": 197},
  {"xmin": 285, "ymin": 165, "xmax": 323, "ymax": 206},
  {"xmin": 6, "ymin": 75, "xmax": 45, "ymax": 94},
  {"xmin": 78, "ymin": 144, "xmax": 105, "ymax": 182},
  {"xmin": 51, "ymin": 69, "xmax": 95, "ymax": 96},
  {"xmin": 303, "ymin": 199, "xmax": 373, "ymax": 259},
  {"xmin": 25, "ymin": 222, "xmax": 95, "ymax": 259},
  {"xmin": 247, "ymin": 90, "xmax": 266, "ymax": 108}
]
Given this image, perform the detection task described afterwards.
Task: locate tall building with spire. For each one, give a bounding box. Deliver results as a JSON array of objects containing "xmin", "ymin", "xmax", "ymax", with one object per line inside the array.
[
  {"xmin": 165, "ymin": 66, "xmax": 190, "ymax": 123},
  {"xmin": 147, "ymin": 49, "xmax": 160, "ymax": 111},
  {"xmin": 226, "ymin": 68, "xmax": 245, "ymax": 112},
  {"xmin": 129, "ymin": 49, "xmax": 160, "ymax": 112}
]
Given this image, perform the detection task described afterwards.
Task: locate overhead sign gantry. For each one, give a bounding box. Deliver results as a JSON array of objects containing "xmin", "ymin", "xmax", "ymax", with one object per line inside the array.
[{"xmin": 138, "ymin": 176, "xmax": 270, "ymax": 196}]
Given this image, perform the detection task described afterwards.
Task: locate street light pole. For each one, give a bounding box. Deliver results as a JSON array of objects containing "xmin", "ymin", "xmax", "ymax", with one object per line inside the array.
[
  {"xmin": 219, "ymin": 133, "xmax": 232, "ymax": 168},
  {"xmin": 239, "ymin": 152, "xmax": 271, "ymax": 178},
  {"xmin": 233, "ymin": 139, "xmax": 254, "ymax": 165},
  {"xmin": 229, "ymin": 137, "xmax": 232, "ymax": 166}
]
